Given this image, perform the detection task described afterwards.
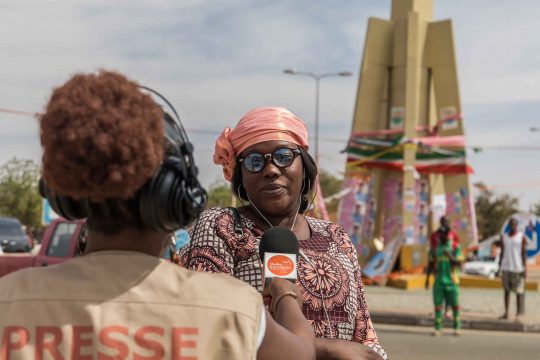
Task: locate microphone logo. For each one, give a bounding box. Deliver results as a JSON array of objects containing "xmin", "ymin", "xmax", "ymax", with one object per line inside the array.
[
  {"xmin": 259, "ymin": 227, "xmax": 299, "ymax": 285},
  {"xmin": 267, "ymin": 254, "xmax": 295, "ymax": 277}
]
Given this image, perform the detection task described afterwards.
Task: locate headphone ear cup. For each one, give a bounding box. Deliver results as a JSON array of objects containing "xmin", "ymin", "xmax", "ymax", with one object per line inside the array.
[
  {"xmin": 183, "ymin": 184, "xmax": 207, "ymax": 219},
  {"xmin": 41, "ymin": 181, "xmax": 64, "ymax": 217},
  {"xmin": 139, "ymin": 157, "xmax": 208, "ymax": 232},
  {"xmin": 172, "ymin": 178, "xmax": 188, "ymax": 226},
  {"xmin": 164, "ymin": 157, "xmax": 206, "ymax": 228},
  {"xmin": 139, "ymin": 170, "xmax": 164, "ymax": 232},
  {"xmin": 139, "ymin": 159, "xmax": 186, "ymax": 232},
  {"xmin": 157, "ymin": 168, "xmax": 180, "ymax": 231},
  {"xmin": 39, "ymin": 178, "xmax": 86, "ymax": 220},
  {"xmin": 57, "ymin": 196, "xmax": 86, "ymax": 220}
]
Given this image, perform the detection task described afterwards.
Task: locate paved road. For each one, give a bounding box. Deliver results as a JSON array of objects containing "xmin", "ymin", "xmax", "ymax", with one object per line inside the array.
[
  {"xmin": 365, "ymin": 285, "xmax": 540, "ymax": 324},
  {"xmin": 377, "ymin": 324, "xmax": 540, "ymax": 360}
]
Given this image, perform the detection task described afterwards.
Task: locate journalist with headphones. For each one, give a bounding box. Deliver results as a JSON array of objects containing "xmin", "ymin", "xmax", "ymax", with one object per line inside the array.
[{"xmin": 0, "ymin": 71, "xmax": 316, "ymax": 359}]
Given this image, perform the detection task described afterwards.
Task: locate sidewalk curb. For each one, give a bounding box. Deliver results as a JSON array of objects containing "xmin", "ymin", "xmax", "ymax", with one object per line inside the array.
[{"xmin": 371, "ymin": 311, "xmax": 540, "ymax": 333}]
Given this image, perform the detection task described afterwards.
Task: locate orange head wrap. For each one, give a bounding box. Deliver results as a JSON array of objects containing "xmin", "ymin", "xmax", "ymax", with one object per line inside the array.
[{"xmin": 213, "ymin": 107, "xmax": 309, "ymax": 181}]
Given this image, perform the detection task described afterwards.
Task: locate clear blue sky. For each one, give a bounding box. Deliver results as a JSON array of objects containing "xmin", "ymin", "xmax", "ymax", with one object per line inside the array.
[{"xmin": 1, "ymin": 0, "xmax": 540, "ymax": 209}]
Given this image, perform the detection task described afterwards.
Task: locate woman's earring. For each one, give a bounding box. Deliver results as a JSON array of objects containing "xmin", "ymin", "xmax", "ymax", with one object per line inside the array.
[
  {"xmin": 237, "ymin": 183, "xmax": 248, "ymax": 206},
  {"xmin": 237, "ymin": 184, "xmax": 243, "ymax": 200}
]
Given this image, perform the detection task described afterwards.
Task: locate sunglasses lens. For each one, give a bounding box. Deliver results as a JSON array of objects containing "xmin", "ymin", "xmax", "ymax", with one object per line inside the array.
[
  {"xmin": 244, "ymin": 154, "xmax": 265, "ymax": 172},
  {"xmin": 242, "ymin": 148, "xmax": 298, "ymax": 173},
  {"xmin": 273, "ymin": 148, "xmax": 295, "ymax": 167}
]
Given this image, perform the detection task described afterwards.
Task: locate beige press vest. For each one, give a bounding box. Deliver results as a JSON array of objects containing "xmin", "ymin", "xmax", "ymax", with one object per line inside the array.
[{"xmin": 0, "ymin": 251, "xmax": 262, "ymax": 359}]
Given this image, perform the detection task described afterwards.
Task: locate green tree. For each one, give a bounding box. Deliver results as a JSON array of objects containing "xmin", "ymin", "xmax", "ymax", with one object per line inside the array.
[
  {"xmin": 474, "ymin": 183, "xmax": 519, "ymax": 240},
  {"xmin": 0, "ymin": 158, "xmax": 42, "ymax": 230},
  {"xmin": 205, "ymin": 179, "xmax": 234, "ymax": 208}
]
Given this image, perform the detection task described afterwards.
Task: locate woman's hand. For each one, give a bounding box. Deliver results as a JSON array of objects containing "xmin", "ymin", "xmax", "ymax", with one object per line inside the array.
[
  {"xmin": 262, "ymin": 278, "xmax": 303, "ymax": 315},
  {"xmin": 258, "ymin": 278, "xmax": 315, "ymax": 360}
]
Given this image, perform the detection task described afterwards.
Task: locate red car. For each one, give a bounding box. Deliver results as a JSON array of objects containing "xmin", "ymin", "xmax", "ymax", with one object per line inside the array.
[{"xmin": 0, "ymin": 218, "xmax": 84, "ymax": 278}]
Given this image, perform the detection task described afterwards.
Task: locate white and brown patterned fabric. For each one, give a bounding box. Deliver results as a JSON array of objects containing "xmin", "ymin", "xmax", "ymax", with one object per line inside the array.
[{"xmin": 180, "ymin": 207, "xmax": 388, "ymax": 359}]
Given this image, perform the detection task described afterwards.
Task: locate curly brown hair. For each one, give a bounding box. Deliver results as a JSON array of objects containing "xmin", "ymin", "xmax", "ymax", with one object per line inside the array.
[{"xmin": 40, "ymin": 70, "xmax": 164, "ymax": 201}]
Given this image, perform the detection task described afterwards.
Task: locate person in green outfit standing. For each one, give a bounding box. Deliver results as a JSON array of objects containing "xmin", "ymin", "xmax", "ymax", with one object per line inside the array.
[{"xmin": 425, "ymin": 224, "xmax": 464, "ymax": 336}]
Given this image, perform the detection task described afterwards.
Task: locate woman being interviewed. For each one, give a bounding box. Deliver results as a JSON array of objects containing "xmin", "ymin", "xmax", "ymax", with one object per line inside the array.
[
  {"xmin": 180, "ymin": 107, "xmax": 387, "ymax": 360},
  {"xmin": 0, "ymin": 72, "xmax": 315, "ymax": 360}
]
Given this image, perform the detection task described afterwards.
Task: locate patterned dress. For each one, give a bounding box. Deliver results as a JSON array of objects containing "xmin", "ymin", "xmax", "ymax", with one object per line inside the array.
[{"xmin": 179, "ymin": 207, "xmax": 387, "ymax": 359}]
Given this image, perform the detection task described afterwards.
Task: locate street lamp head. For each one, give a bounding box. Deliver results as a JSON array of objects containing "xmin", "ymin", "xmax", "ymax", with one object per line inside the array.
[{"xmin": 281, "ymin": 68, "xmax": 352, "ymax": 167}]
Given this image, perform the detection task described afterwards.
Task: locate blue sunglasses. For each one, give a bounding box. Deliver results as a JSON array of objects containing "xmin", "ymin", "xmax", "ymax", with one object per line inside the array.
[{"xmin": 239, "ymin": 147, "xmax": 301, "ymax": 173}]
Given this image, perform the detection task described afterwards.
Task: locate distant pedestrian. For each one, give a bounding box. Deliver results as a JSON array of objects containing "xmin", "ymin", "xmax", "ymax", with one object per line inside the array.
[
  {"xmin": 429, "ymin": 216, "xmax": 460, "ymax": 318},
  {"xmin": 497, "ymin": 218, "xmax": 527, "ymax": 321},
  {"xmin": 425, "ymin": 224, "xmax": 464, "ymax": 336},
  {"xmin": 430, "ymin": 216, "xmax": 460, "ymax": 250}
]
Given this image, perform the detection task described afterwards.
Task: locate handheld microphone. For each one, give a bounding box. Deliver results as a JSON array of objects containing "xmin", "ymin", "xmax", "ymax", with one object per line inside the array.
[{"xmin": 259, "ymin": 227, "xmax": 299, "ymax": 288}]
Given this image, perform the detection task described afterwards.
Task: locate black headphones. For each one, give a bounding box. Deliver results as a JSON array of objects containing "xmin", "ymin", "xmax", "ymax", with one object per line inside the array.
[{"xmin": 39, "ymin": 86, "xmax": 207, "ymax": 232}]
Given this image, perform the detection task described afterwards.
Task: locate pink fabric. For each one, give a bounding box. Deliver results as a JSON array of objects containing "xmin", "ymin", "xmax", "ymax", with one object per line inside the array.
[
  {"xmin": 213, "ymin": 107, "xmax": 309, "ymax": 181},
  {"xmin": 416, "ymin": 135, "xmax": 466, "ymax": 148}
]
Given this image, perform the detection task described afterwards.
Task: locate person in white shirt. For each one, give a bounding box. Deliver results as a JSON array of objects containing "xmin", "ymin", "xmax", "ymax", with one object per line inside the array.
[{"xmin": 496, "ymin": 218, "xmax": 527, "ymax": 321}]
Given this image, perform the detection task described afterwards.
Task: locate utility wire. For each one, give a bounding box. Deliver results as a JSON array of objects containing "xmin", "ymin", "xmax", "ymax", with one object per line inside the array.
[{"xmin": 2, "ymin": 107, "xmax": 540, "ymax": 151}]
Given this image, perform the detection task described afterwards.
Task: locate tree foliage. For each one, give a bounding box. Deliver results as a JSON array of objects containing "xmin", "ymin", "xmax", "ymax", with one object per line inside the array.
[
  {"xmin": 0, "ymin": 158, "xmax": 42, "ymax": 230},
  {"xmin": 205, "ymin": 179, "xmax": 234, "ymax": 209},
  {"xmin": 474, "ymin": 183, "xmax": 519, "ymax": 240}
]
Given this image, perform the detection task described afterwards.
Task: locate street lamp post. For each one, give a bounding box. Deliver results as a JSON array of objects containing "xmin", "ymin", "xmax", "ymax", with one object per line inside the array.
[{"xmin": 283, "ymin": 68, "xmax": 352, "ymax": 165}]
